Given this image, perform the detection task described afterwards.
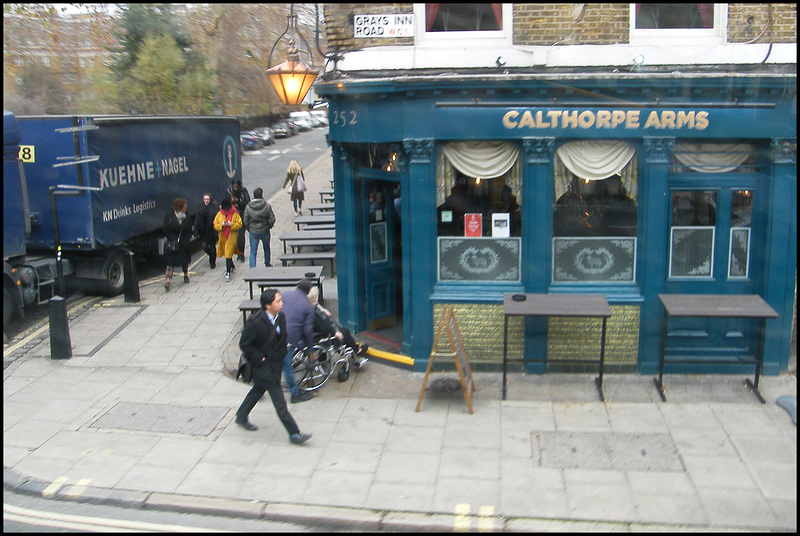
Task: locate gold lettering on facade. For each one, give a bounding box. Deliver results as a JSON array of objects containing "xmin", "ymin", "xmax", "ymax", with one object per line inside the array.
[{"xmin": 500, "ymin": 109, "xmax": 709, "ymax": 130}]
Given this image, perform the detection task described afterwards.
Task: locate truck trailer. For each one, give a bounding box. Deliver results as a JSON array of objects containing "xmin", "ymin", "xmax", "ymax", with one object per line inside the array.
[{"xmin": 4, "ymin": 113, "xmax": 241, "ymax": 330}]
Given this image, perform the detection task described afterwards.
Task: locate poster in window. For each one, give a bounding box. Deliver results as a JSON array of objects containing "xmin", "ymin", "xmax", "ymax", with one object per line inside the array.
[
  {"xmin": 464, "ymin": 213, "xmax": 482, "ymax": 237},
  {"xmin": 492, "ymin": 213, "xmax": 510, "ymax": 238},
  {"xmin": 669, "ymin": 226, "xmax": 714, "ymax": 278},
  {"xmin": 370, "ymin": 222, "xmax": 387, "ymax": 264}
]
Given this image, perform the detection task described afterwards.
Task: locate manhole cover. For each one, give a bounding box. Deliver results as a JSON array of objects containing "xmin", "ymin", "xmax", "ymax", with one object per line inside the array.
[
  {"xmin": 90, "ymin": 402, "xmax": 229, "ymax": 436},
  {"xmin": 533, "ymin": 432, "xmax": 683, "ymax": 472}
]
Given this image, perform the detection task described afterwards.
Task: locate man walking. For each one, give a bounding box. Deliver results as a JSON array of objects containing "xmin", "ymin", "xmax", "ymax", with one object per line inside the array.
[
  {"xmin": 281, "ymin": 279, "xmax": 317, "ymax": 403},
  {"xmin": 235, "ymin": 288, "xmax": 311, "ymax": 444},
  {"xmin": 243, "ymin": 187, "xmax": 276, "ymax": 268}
]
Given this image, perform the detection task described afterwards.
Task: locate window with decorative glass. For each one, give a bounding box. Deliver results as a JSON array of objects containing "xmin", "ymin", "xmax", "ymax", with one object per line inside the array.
[
  {"xmin": 436, "ymin": 141, "xmax": 522, "ymax": 283},
  {"xmin": 552, "ymin": 141, "xmax": 638, "ymax": 283}
]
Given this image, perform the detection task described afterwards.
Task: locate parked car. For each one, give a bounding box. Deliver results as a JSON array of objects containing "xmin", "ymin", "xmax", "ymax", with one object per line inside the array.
[
  {"xmin": 245, "ymin": 130, "xmax": 268, "ymax": 149},
  {"xmin": 284, "ymin": 120, "xmax": 300, "ymax": 136},
  {"xmin": 289, "ymin": 111, "xmax": 314, "ymax": 131},
  {"xmin": 271, "ymin": 121, "xmax": 293, "ymax": 139},
  {"xmin": 240, "ymin": 132, "xmax": 260, "ymax": 151},
  {"xmin": 272, "ymin": 120, "xmax": 299, "ymax": 138},
  {"xmin": 310, "ymin": 110, "xmax": 328, "ymax": 126},
  {"xmin": 252, "ymin": 127, "xmax": 275, "ymax": 146}
]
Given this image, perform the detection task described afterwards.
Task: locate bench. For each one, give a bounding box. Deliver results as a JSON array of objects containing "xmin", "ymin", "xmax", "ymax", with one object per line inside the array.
[
  {"xmin": 238, "ymin": 299, "xmax": 262, "ymax": 325},
  {"xmin": 279, "ymin": 251, "xmax": 336, "ymax": 276},
  {"xmin": 284, "ymin": 238, "xmax": 336, "ymax": 253},
  {"xmin": 319, "ymin": 188, "xmax": 334, "ymax": 202},
  {"xmin": 307, "ymin": 202, "xmax": 334, "ymax": 215}
]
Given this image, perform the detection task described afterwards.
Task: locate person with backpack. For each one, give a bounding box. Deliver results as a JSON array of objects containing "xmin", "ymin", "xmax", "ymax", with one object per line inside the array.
[{"xmin": 243, "ymin": 187, "xmax": 276, "ymax": 268}]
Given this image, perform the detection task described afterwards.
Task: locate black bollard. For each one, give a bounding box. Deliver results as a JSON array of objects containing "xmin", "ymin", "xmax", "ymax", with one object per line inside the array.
[
  {"xmin": 123, "ymin": 250, "xmax": 140, "ymax": 303},
  {"xmin": 49, "ymin": 296, "xmax": 72, "ymax": 359}
]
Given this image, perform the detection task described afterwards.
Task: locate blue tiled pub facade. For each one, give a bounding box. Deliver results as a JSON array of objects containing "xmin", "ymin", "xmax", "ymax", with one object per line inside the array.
[{"xmin": 316, "ymin": 72, "xmax": 797, "ymax": 375}]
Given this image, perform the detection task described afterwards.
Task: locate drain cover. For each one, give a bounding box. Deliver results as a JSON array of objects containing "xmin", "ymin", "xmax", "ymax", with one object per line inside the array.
[
  {"xmin": 90, "ymin": 402, "xmax": 229, "ymax": 436},
  {"xmin": 533, "ymin": 432, "xmax": 683, "ymax": 472}
]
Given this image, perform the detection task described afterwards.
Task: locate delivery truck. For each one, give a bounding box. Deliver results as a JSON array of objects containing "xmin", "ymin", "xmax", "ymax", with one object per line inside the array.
[{"xmin": 4, "ymin": 112, "xmax": 241, "ymax": 330}]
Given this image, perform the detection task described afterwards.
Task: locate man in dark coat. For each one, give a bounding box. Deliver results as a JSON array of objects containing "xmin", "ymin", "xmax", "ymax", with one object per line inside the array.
[
  {"xmin": 226, "ymin": 178, "xmax": 250, "ymax": 263},
  {"xmin": 194, "ymin": 193, "xmax": 219, "ymax": 268},
  {"xmin": 280, "ymin": 280, "xmax": 316, "ymax": 403},
  {"xmin": 236, "ymin": 288, "xmax": 311, "ymax": 445}
]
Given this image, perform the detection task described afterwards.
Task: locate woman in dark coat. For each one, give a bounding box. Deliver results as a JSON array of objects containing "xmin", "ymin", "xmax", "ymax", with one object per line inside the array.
[
  {"xmin": 163, "ymin": 198, "xmax": 193, "ymax": 291},
  {"xmin": 194, "ymin": 193, "xmax": 219, "ymax": 269}
]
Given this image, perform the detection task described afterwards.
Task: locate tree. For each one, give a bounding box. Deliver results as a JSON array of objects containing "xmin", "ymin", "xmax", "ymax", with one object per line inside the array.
[{"xmin": 109, "ymin": 3, "xmax": 218, "ymax": 115}]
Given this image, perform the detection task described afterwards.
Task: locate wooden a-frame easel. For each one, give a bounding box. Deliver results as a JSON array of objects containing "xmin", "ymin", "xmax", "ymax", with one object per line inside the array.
[{"xmin": 416, "ymin": 305, "xmax": 477, "ymax": 413}]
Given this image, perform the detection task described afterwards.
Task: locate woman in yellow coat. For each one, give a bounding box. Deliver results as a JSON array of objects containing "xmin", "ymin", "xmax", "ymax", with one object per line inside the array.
[{"xmin": 214, "ymin": 198, "xmax": 243, "ymax": 281}]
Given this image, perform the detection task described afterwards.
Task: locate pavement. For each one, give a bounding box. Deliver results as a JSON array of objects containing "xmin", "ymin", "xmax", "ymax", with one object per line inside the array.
[{"xmin": 3, "ymin": 148, "xmax": 797, "ymax": 532}]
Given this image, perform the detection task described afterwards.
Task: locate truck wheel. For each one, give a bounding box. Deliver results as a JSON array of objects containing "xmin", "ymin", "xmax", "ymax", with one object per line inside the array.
[{"xmin": 92, "ymin": 251, "xmax": 126, "ymax": 297}]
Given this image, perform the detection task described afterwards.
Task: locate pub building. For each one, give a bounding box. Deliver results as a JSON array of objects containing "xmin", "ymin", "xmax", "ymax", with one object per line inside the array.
[{"xmin": 315, "ymin": 4, "xmax": 797, "ymax": 378}]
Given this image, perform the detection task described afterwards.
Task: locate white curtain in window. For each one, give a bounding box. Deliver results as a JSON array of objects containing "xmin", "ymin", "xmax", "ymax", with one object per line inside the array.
[
  {"xmin": 554, "ymin": 140, "xmax": 637, "ymax": 201},
  {"xmin": 673, "ymin": 143, "xmax": 753, "ymax": 173},
  {"xmin": 437, "ymin": 141, "xmax": 520, "ymax": 206}
]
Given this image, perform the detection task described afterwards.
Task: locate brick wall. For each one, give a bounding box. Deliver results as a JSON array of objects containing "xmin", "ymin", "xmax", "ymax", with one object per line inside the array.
[
  {"xmin": 323, "ymin": 4, "xmax": 796, "ymax": 51},
  {"xmin": 324, "ymin": 3, "xmax": 414, "ymax": 52}
]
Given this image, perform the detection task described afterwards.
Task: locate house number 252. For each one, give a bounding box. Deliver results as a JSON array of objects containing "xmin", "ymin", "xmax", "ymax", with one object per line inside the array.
[{"xmin": 332, "ymin": 110, "xmax": 357, "ymax": 127}]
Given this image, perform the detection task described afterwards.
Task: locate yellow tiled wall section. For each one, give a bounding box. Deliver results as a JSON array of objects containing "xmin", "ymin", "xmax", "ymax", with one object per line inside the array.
[{"xmin": 432, "ymin": 303, "xmax": 639, "ymax": 367}]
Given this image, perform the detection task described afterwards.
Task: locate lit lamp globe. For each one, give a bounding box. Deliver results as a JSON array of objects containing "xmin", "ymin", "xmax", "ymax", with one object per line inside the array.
[{"xmin": 266, "ymin": 59, "xmax": 319, "ymax": 106}]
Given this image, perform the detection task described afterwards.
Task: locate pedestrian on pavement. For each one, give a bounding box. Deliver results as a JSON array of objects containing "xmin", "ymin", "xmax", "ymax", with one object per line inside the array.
[
  {"xmin": 162, "ymin": 198, "xmax": 193, "ymax": 291},
  {"xmin": 194, "ymin": 192, "xmax": 219, "ymax": 269},
  {"xmin": 226, "ymin": 178, "xmax": 250, "ymax": 263},
  {"xmin": 307, "ymin": 286, "xmax": 369, "ymax": 367},
  {"xmin": 243, "ymin": 187, "xmax": 276, "ymax": 268},
  {"xmin": 214, "ymin": 197, "xmax": 242, "ymax": 282},
  {"xmin": 283, "ymin": 160, "xmax": 306, "ymax": 216},
  {"xmin": 280, "ymin": 279, "xmax": 318, "ymax": 403},
  {"xmin": 235, "ymin": 288, "xmax": 312, "ymax": 445}
]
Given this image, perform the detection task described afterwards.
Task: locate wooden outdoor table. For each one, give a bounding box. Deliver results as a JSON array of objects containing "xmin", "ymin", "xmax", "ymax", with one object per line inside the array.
[
  {"xmin": 294, "ymin": 213, "xmax": 335, "ymax": 230},
  {"xmin": 655, "ymin": 294, "xmax": 778, "ymax": 403},
  {"xmin": 502, "ymin": 293, "xmax": 612, "ymax": 401},
  {"xmin": 243, "ymin": 265, "xmax": 324, "ymax": 303},
  {"xmin": 279, "ymin": 229, "xmax": 336, "ymax": 253}
]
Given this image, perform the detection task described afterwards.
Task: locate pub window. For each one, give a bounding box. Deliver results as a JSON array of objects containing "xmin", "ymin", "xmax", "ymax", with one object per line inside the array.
[
  {"xmin": 414, "ymin": 4, "xmax": 512, "ymax": 47},
  {"xmin": 729, "ymin": 189, "xmax": 752, "ymax": 279},
  {"xmin": 670, "ymin": 142, "xmax": 757, "ymax": 174},
  {"xmin": 426, "ymin": 4, "xmax": 502, "ymax": 32},
  {"xmin": 630, "ymin": 4, "xmax": 725, "ymax": 45},
  {"xmin": 552, "ymin": 140, "xmax": 638, "ymax": 283},
  {"xmin": 436, "ymin": 141, "xmax": 522, "ymax": 283},
  {"xmin": 634, "ymin": 3, "xmax": 713, "ymax": 29},
  {"xmin": 669, "ymin": 190, "xmax": 716, "ymax": 278}
]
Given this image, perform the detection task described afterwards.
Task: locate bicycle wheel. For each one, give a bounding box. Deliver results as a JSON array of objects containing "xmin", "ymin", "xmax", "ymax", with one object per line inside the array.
[{"xmin": 294, "ymin": 345, "xmax": 333, "ymax": 392}]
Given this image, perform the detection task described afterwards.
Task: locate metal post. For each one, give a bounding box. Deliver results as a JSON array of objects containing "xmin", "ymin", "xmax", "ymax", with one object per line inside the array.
[
  {"xmin": 123, "ymin": 251, "xmax": 140, "ymax": 303},
  {"xmin": 49, "ymin": 296, "xmax": 72, "ymax": 359},
  {"xmin": 49, "ymin": 187, "xmax": 65, "ymax": 297}
]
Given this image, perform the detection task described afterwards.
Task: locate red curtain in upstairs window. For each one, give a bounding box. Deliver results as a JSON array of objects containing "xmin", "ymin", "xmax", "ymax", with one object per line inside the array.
[
  {"xmin": 696, "ymin": 4, "xmax": 713, "ymax": 28},
  {"xmin": 426, "ymin": 4, "xmax": 439, "ymax": 32},
  {"xmin": 491, "ymin": 3, "xmax": 503, "ymax": 29}
]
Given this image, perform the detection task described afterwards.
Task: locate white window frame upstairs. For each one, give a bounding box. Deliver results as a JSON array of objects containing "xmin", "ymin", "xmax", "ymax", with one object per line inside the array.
[
  {"xmin": 629, "ymin": 3, "xmax": 728, "ymax": 46},
  {"xmin": 413, "ymin": 3, "xmax": 513, "ymax": 48}
]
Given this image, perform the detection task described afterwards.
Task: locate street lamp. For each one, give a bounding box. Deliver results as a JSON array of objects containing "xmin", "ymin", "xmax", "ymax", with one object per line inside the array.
[{"xmin": 266, "ymin": 4, "xmax": 319, "ymax": 105}]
